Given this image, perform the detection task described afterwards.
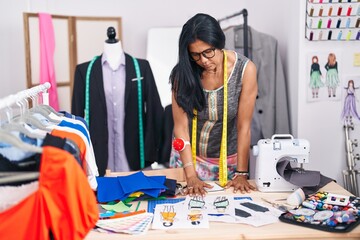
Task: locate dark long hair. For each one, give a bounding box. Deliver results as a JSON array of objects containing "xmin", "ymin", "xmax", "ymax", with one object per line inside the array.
[{"xmin": 170, "ymin": 13, "xmax": 225, "ymax": 117}]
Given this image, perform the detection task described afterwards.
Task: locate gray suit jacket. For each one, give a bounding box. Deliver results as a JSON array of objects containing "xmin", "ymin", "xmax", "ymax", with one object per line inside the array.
[{"xmin": 224, "ymin": 26, "xmax": 290, "ymax": 145}]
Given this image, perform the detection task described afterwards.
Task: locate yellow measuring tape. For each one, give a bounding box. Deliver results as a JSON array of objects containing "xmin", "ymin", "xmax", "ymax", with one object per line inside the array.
[{"xmin": 192, "ymin": 50, "xmax": 228, "ymax": 186}]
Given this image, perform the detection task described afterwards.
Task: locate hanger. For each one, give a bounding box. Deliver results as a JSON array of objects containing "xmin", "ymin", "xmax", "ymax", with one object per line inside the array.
[
  {"xmin": 27, "ymin": 88, "xmax": 62, "ymax": 124},
  {"xmin": 0, "ymin": 172, "xmax": 39, "ymax": 184},
  {"xmin": 0, "ymin": 98, "xmax": 47, "ymax": 139},
  {"xmin": 11, "ymin": 97, "xmax": 53, "ymax": 132},
  {"xmin": 0, "ymin": 129, "xmax": 43, "ymax": 153},
  {"xmin": 29, "ymin": 105, "xmax": 62, "ymax": 124},
  {"xmin": 1, "ymin": 122, "xmax": 46, "ymax": 140}
]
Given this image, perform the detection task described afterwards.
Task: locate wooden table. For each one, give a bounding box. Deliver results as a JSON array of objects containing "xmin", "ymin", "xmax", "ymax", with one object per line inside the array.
[{"xmin": 85, "ymin": 170, "xmax": 360, "ymax": 240}]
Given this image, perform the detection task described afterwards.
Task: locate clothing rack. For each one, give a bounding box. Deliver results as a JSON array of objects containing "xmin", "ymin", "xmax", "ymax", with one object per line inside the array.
[
  {"xmin": 0, "ymin": 82, "xmax": 51, "ymax": 111},
  {"xmin": 342, "ymin": 120, "xmax": 360, "ymax": 196},
  {"xmin": 218, "ymin": 9, "xmax": 249, "ymax": 58},
  {"xmin": 0, "ymin": 82, "xmax": 51, "ymax": 184}
]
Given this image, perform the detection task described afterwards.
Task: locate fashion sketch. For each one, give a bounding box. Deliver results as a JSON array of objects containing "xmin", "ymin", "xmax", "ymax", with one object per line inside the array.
[
  {"xmin": 309, "ymin": 56, "xmax": 324, "ymax": 98},
  {"xmin": 325, "ymin": 53, "xmax": 340, "ymax": 98},
  {"xmin": 341, "ymin": 80, "xmax": 360, "ymax": 123},
  {"xmin": 160, "ymin": 205, "xmax": 177, "ymax": 227}
]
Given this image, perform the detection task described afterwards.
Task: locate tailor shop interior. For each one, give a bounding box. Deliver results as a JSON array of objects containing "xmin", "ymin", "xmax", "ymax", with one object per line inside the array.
[{"xmin": 1, "ymin": 2, "xmax": 360, "ymax": 239}]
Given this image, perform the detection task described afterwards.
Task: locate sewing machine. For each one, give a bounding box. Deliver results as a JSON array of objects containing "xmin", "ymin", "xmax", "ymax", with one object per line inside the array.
[{"xmin": 253, "ymin": 134, "xmax": 310, "ymax": 192}]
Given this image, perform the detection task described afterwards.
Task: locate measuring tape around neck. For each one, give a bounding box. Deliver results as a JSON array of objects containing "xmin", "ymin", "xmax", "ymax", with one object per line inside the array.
[
  {"xmin": 192, "ymin": 50, "xmax": 228, "ymax": 186},
  {"xmin": 85, "ymin": 55, "xmax": 100, "ymax": 125},
  {"xmin": 131, "ymin": 56, "xmax": 145, "ymax": 169},
  {"xmin": 85, "ymin": 55, "xmax": 145, "ymax": 169}
]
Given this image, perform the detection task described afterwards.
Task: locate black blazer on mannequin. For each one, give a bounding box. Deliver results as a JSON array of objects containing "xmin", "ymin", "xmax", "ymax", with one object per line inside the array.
[{"xmin": 71, "ymin": 53, "xmax": 164, "ymax": 176}]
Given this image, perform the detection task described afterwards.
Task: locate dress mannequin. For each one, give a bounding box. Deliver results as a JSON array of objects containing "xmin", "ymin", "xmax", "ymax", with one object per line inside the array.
[
  {"xmin": 103, "ymin": 27, "xmax": 123, "ymax": 71},
  {"xmin": 72, "ymin": 26, "xmax": 164, "ymax": 176}
]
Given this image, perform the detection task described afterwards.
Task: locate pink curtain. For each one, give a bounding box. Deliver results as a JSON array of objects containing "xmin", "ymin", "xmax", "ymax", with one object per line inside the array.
[{"xmin": 38, "ymin": 13, "xmax": 59, "ymax": 111}]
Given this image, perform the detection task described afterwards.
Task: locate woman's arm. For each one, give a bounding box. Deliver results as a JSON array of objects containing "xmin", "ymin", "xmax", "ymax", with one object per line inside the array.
[
  {"xmin": 237, "ymin": 60, "xmax": 257, "ymax": 172},
  {"xmin": 172, "ymin": 92, "xmax": 212, "ymax": 195},
  {"xmin": 226, "ymin": 60, "xmax": 258, "ymax": 193},
  {"xmin": 172, "ymin": 93, "xmax": 194, "ymax": 177}
]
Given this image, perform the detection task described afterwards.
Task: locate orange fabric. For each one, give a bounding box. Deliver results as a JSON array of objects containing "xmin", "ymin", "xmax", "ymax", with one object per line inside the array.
[
  {"xmin": 0, "ymin": 146, "xmax": 99, "ymax": 240},
  {"xmin": 51, "ymin": 128, "xmax": 87, "ymax": 172}
]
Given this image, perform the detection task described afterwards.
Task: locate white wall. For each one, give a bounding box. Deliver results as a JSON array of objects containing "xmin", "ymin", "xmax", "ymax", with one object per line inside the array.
[
  {"xmin": 0, "ymin": 0, "xmax": 358, "ymax": 189},
  {"xmin": 298, "ymin": 1, "xmax": 360, "ymax": 189},
  {"xmin": 0, "ymin": 0, "xmax": 295, "ymax": 96}
]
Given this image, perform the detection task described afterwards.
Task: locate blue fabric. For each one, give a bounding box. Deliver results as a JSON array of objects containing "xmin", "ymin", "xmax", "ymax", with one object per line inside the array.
[
  {"xmin": 139, "ymin": 175, "xmax": 167, "ymax": 197},
  {"xmin": 117, "ymin": 171, "xmax": 167, "ymax": 196},
  {"xmin": 96, "ymin": 171, "xmax": 167, "ymax": 202},
  {"xmin": 96, "ymin": 176, "xmax": 126, "ymax": 202}
]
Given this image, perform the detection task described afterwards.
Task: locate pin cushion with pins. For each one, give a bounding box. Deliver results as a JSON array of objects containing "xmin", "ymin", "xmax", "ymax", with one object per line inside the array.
[
  {"xmin": 172, "ymin": 138, "xmax": 190, "ymax": 152},
  {"xmin": 279, "ymin": 191, "xmax": 360, "ymax": 232}
]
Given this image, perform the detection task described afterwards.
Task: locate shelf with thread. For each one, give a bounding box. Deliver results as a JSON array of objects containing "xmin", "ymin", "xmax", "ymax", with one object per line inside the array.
[
  {"xmin": 306, "ymin": 0, "xmax": 360, "ymax": 40},
  {"xmin": 306, "ymin": 28, "xmax": 360, "ymax": 40},
  {"xmin": 307, "ymin": 2, "xmax": 360, "ymax": 17},
  {"xmin": 308, "ymin": 0, "xmax": 360, "ymax": 4},
  {"xmin": 307, "ymin": 16, "xmax": 360, "ymax": 29}
]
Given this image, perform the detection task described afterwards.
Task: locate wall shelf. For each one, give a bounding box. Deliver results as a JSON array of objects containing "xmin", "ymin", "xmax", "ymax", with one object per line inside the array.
[{"xmin": 305, "ymin": 0, "xmax": 360, "ymax": 41}]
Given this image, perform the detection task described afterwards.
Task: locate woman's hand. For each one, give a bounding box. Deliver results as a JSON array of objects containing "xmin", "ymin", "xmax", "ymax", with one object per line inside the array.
[
  {"xmin": 185, "ymin": 176, "xmax": 213, "ymax": 197},
  {"xmin": 225, "ymin": 175, "xmax": 256, "ymax": 194}
]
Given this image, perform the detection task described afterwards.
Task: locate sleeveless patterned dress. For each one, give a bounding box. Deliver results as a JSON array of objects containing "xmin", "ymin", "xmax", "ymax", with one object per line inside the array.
[{"xmin": 170, "ymin": 52, "xmax": 249, "ymax": 181}]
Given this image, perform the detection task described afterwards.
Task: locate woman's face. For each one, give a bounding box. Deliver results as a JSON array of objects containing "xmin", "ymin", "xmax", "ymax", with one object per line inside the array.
[{"xmin": 188, "ymin": 39, "xmax": 222, "ymax": 71}]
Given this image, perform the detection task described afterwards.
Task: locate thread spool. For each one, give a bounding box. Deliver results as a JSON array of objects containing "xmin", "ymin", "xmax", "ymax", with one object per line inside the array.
[
  {"xmin": 328, "ymin": 6, "xmax": 333, "ymax": 16},
  {"xmin": 356, "ymin": 30, "xmax": 360, "ymax": 40},
  {"xmin": 302, "ymin": 201, "xmax": 316, "ymax": 210},
  {"xmin": 319, "ymin": 30, "xmax": 323, "ymax": 40},
  {"xmin": 347, "ymin": 5, "xmax": 352, "ymax": 16},
  {"xmin": 327, "ymin": 18, "xmax": 332, "ymax": 28},
  {"xmin": 310, "ymin": 7, "xmax": 314, "ymax": 16},
  {"xmin": 336, "ymin": 18, "xmax": 342, "ymax": 28},
  {"xmin": 338, "ymin": 6, "xmax": 343, "ymax": 16},
  {"xmin": 319, "ymin": 6, "xmax": 324, "ymax": 16},
  {"xmin": 337, "ymin": 30, "xmax": 343, "ymax": 40},
  {"xmin": 328, "ymin": 30, "xmax": 333, "ymax": 40},
  {"xmin": 318, "ymin": 19, "xmax": 323, "ymax": 28},
  {"xmin": 346, "ymin": 18, "xmax": 351, "ymax": 28},
  {"xmin": 310, "ymin": 31, "xmax": 314, "ymax": 40},
  {"xmin": 356, "ymin": 18, "xmax": 360, "ymax": 28}
]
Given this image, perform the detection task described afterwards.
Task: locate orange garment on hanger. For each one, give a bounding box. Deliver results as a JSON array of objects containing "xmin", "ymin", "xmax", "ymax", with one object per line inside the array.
[
  {"xmin": 51, "ymin": 128, "xmax": 87, "ymax": 172},
  {"xmin": 0, "ymin": 146, "xmax": 98, "ymax": 240}
]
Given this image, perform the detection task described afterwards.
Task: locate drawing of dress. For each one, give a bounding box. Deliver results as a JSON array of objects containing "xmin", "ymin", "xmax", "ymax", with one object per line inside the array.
[
  {"xmin": 187, "ymin": 210, "xmax": 203, "ymax": 225},
  {"xmin": 160, "ymin": 205, "xmax": 176, "ymax": 227},
  {"xmin": 341, "ymin": 86, "xmax": 360, "ymax": 122},
  {"xmin": 325, "ymin": 61, "xmax": 340, "ymax": 97},
  {"xmin": 309, "ymin": 62, "xmax": 324, "ymax": 98},
  {"xmin": 213, "ymin": 196, "xmax": 229, "ymax": 213}
]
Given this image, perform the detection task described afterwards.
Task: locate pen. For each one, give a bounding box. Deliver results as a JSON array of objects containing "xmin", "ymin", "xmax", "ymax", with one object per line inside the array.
[
  {"xmin": 135, "ymin": 201, "xmax": 141, "ymax": 211},
  {"xmin": 100, "ymin": 209, "xmax": 146, "ymax": 220}
]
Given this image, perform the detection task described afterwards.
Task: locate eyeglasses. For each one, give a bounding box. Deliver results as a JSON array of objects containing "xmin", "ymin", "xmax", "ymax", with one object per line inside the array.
[{"xmin": 189, "ymin": 47, "xmax": 216, "ymax": 61}]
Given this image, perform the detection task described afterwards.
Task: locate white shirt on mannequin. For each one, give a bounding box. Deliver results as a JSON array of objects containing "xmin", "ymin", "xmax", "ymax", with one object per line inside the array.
[{"xmin": 103, "ymin": 41, "xmax": 123, "ymax": 71}]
